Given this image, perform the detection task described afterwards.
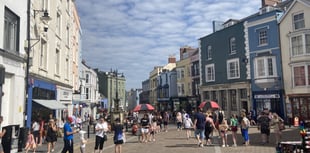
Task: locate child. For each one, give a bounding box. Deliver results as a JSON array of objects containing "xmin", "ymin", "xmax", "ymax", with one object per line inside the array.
[
  {"xmin": 25, "ymin": 129, "xmax": 36, "ymax": 153},
  {"xmin": 183, "ymin": 114, "xmax": 193, "ymax": 140},
  {"xmin": 79, "ymin": 130, "xmax": 87, "ymax": 153},
  {"xmin": 219, "ymin": 118, "xmax": 229, "ymax": 147},
  {"xmin": 114, "ymin": 118, "xmax": 124, "ymax": 153}
]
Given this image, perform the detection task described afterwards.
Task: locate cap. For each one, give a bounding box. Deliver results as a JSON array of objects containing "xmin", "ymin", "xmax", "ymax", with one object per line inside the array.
[{"xmin": 68, "ymin": 116, "xmax": 73, "ymax": 123}]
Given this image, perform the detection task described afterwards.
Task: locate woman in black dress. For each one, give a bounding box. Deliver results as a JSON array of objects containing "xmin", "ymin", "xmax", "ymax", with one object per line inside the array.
[{"xmin": 46, "ymin": 119, "xmax": 57, "ymax": 153}]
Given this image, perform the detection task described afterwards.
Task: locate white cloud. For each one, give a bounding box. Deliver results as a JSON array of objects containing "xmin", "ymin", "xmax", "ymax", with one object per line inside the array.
[{"xmin": 76, "ymin": 0, "xmax": 261, "ymax": 90}]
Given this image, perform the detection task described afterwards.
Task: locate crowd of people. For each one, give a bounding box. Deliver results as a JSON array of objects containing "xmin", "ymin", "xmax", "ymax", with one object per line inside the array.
[
  {"xmin": 24, "ymin": 112, "xmax": 124, "ymax": 153},
  {"xmin": 127, "ymin": 108, "xmax": 286, "ymax": 149},
  {"xmin": 22, "ymin": 107, "xmax": 286, "ymax": 153},
  {"xmin": 191, "ymin": 108, "xmax": 285, "ymax": 148}
]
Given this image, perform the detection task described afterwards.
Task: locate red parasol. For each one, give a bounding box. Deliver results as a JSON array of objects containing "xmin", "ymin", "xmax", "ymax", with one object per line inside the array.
[
  {"xmin": 133, "ymin": 104, "xmax": 155, "ymax": 112},
  {"xmin": 199, "ymin": 101, "xmax": 220, "ymax": 109}
]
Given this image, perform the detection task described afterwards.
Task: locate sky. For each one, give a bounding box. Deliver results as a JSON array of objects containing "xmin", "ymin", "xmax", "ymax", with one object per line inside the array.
[{"xmin": 75, "ymin": 0, "xmax": 261, "ymax": 90}]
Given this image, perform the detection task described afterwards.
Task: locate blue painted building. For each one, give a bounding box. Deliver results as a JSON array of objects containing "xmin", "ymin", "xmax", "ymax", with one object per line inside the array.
[{"xmin": 244, "ymin": 5, "xmax": 289, "ymax": 119}]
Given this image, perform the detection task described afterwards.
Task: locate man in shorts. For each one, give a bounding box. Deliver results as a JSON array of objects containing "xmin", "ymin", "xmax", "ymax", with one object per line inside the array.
[
  {"xmin": 194, "ymin": 109, "xmax": 206, "ymax": 147},
  {"xmin": 140, "ymin": 114, "xmax": 150, "ymax": 143}
]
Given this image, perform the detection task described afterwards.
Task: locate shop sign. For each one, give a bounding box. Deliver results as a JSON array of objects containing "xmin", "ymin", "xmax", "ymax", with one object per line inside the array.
[{"xmin": 254, "ymin": 94, "xmax": 280, "ymax": 99}]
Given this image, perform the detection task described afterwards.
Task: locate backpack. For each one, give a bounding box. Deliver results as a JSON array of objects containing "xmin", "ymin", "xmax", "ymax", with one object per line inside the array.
[
  {"xmin": 218, "ymin": 112, "xmax": 224, "ymax": 123},
  {"xmin": 245, "ymin": 118, "xmax": 251, "ymax": 128}
]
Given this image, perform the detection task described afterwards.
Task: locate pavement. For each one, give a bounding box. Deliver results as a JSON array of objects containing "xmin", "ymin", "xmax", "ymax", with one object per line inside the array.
[{"xmin": 33, "ymin": 124, "xmax": 301, "ymax": 153}]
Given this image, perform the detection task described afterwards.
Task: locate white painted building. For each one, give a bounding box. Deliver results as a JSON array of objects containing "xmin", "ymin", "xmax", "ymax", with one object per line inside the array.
[
  {"xmin": 0, "ymin": 0, "xmax": 27, "ymax": 127},
  {"xmin": 80, "ymin": 61, "xmax": 100, "ymax": 119}
]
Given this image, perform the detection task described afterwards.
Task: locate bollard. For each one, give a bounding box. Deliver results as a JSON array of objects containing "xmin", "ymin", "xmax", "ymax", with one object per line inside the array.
[{"xmin": 87, "ymin": 125, "xmax": 90, "ymax": 138}]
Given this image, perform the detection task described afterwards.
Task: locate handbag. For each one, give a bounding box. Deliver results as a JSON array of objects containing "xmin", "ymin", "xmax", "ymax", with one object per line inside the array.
[{"xmin": 103, "ymin": 134, "xmax": 107, "ymax": 141}]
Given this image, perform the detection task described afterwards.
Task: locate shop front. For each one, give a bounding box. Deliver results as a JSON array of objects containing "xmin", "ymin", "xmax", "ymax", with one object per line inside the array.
[
  {"xmin": 26, "ymin": 78, "xmax": 57, "ymax": 127},
  {"xmin": 157, "ymin": 98, "xmax": 171, "ymax": 112},
  {"xmin": 252, "ymin": 90, "xmax": 284, "ymax": 119},
  {"xmin": 288, "ymin": 95, "xmax": 310, "ymax": 122}
]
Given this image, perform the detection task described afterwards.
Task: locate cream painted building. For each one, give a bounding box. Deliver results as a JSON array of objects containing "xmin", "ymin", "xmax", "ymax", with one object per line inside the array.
[
  {"xmin": 149, "ymin": 66, "xmax": 163, "ymax": 107},
  {"xmin": 72, "ymin": 4, "xmax": 81, "ymax": 94},
  {"xmin": 279, "ymin": 0, "xmax": 310, "ymax": 120},
  {"xmin": 25, "ymin": 0, "xmax": 77, "ymax": 127},
  {"xmin": 0, "ymin": 0, "xmax": 27, "ymax": 127}
]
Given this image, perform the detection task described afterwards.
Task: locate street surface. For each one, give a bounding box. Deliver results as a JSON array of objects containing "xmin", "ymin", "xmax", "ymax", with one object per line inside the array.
[{"xmin": 34, "ymin": 124, "xmax": 300, "ymax": 153}]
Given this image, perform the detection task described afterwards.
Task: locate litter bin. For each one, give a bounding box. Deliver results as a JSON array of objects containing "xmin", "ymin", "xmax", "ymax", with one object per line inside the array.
[{"xmin": 2, "ymin": 125, "xmax": 20, "ymax": 153}]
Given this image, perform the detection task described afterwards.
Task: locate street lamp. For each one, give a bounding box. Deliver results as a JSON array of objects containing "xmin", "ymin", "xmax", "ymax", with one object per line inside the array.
[{"xmin": 25, "ymin": 0, "xmax": 51, "ymax": 127}]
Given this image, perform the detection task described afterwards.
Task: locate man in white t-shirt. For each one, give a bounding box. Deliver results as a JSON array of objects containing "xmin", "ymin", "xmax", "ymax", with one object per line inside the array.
[{"xmin": 94, "ymin": 116, "xmax": 108, "ymax": 153}]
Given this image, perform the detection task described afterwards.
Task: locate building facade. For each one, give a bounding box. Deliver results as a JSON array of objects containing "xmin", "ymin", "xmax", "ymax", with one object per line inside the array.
[
  {"xmin": 156, "ymin": 68, "xmax": 177, "ymax": 111},
  {"xmin": 99, "ymin": 70, "xmax": 126, "ymax": 113},
  {"xmin": 190, "ymin": 49, "xmax": 200, "ymax": 111},
  {"xmin": 149, "ymin": 66, "xmax": 163, "ymax": 107},
  {"xmin": 140, "ymin": 79, "xmax": 150, "ymax": 104},
  {"xmin": 279, "ymin": 0, "xmax": 310, "ymax": 121},
  {"xmin": 26, "ymin": 0, "xmax": 76, "ymax": 127},
  {"xmin": 0, "ymin": 0, "xmax": 27, "ymax": 126},
  {"xmin": 245, "ymin": 3, "xmax": 290, "ymax": 118},
  {"xmin": 199, "ymin": 19, "xmax": 251, "ymax": 117}
]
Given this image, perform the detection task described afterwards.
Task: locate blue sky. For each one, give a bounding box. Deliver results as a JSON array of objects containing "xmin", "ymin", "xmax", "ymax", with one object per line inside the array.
[{"xmin": 76, "ymin": 0, "xmax": 261, "ymax": 90}]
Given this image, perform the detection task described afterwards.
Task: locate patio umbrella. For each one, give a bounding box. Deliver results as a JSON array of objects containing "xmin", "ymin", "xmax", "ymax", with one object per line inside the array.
[
  {"xmin": 198, "ymin": 101, "xmax": 220, "ymax": 110},
  {"xmin": 133, "ymin": 104, "xmax": 155, "ymax": 112}
]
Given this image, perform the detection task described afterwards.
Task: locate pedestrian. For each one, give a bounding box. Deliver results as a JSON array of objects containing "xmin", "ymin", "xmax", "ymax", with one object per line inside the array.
[
  {"xmin": 219, "ymin": 118, "xmax": 229, "ymax": 147},
  {"xmin": 257, "ymin": 111, "xmax": 271, "ymax": 145},
  {"xmin": 183, "ymin": 114, "xmax": 194, "ymax": 140},
  {"xmin": 205, "ymin": 112, "xmax": 216, "ymax": 145},
  {"xmin": 241, "ymin": 112, "xmax": 250, "ymax": 146},
  {"xmin": 32, "ymin": 119, "xmax": 40, "ymax": 145},
  {"xmin": 156, "ymin": 113, "xmax": 162, "ymax": 133},
  {"xmin": 176, "ymin": 111, "xmax": 183, "ymax": 131},
  {"xmin": 149, "ymin": 115, "xmax": 157, "ymax": 141},
  {"xmin": 271, "ymin": 113, "xmax": 284, "ymax": 144},
  {"xmin": 79, "ymin": 130, "xmax": 87, "ymax": 153},
  {"xmin": 163, "ymin": 111, "xmax": 169, "ymax": 132},
  {"xmin": 0, "ymin": 116, "xmax": 6, "ymax": 153},
  {"xmin": 76, "ymin": 116, "xmax": 82, "ymax": 129},
  {"xmin": 230, "ymin": 114, "xmax": 238, "ymax": 147},
  {"xmin": 113, "ymin": 118, "xmax": 125, "ymax": 153},
  {"xmin": 94, "ymin": 116, "xmax": 109, "ymax": 153},
  {"xmin": 61, "ymin": 116, "xmax": 79, "ymax": 153},
  {"xmin": 24, "ymin": 129, "xmax": 36, "ymax": 153},
  {"xmin": 193, "ymin": 108, "xmax": 206, "ymax": 147},
  {"xmin": 46, "ymin": 119, "xmax": 57, "ymax": 153},
  {"xmin": 140, "ymin": 113, "xmax": 150, "ymax": 143},
  {"xmin": 38, "ymin": 117, "xmax": 45, "ymax": 145}
]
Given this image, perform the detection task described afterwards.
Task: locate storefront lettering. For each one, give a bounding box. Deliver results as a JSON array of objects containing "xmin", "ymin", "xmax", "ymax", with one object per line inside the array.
[{"xmin": 254, "ymin": 94, "xmax": 280, "ymax": 99}]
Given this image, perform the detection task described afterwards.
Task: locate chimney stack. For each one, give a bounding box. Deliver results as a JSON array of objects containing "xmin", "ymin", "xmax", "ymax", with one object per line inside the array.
[
  {"xmin": 168, "ymin": 56, "xmax": 176, "ymax": 63},
  {"xmin": 262, "ymin": 0, "xmax": 281, "ymax": 7}
]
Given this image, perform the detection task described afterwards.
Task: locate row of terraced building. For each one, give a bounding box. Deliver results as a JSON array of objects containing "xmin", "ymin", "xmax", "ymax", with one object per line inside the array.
[{"xmin": 139, "ymin": 0, "xmax": 310, "ymax": 122}]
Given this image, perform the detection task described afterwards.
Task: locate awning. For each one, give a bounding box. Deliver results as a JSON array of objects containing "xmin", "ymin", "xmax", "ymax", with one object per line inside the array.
[{"xmin": 33, "ymin": 99, "xmax": 66, "ymax": 110}]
